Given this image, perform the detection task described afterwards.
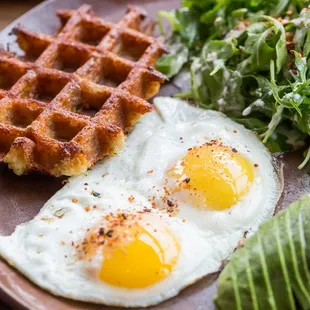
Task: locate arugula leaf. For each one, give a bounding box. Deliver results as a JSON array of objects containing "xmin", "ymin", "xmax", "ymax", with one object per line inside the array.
[
  {"xmin": 238, "ymin": 16, "xmax": 287, "ymax": 75},
  {"xmin": 189, "ymin": 40, "xmax": 245, "ymax": 113},
  {"xmin": 158, "ymin": 8, "xmax": 200, "ymax": 48},
  {"xmin": 157, "ymin": 8, "xmax": 200, "ymax": 77},
  {"xmin": 299, "ymin": 146, "xmax": 310, "ymax": 169},
  {"xmin": 234, "ymin": 117, "xmax": 306, "ymax": 152},
  {"xmin": 270, "ymin": 0, "xmax": 290, "ymax": 16},
  {"xmin": 288, "ymin": 7, "xmax": 310, "ymax": 58},
  {"xmin": 214, "ymin": 195, "xmax": 310, "ymax": 310},
  {"xmin": 267, "ymin": 16, "xmax": 288, "ymax": 73},
  {"xmin": 156, "ymin": 39, "xmax": 189, "ymax": 78}
]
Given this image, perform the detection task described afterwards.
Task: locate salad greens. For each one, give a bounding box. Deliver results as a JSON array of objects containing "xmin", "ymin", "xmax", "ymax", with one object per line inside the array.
[
  {"xmin": 157, "ymin": 1, "xmax": 310, "ymax": 168},
  {"xmin": 214, "ymin": 195, "xmax": 310, "ymax": 310}
]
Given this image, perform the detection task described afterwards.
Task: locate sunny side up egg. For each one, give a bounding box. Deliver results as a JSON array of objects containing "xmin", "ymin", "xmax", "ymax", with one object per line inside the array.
[{"xmin": 0, "ymin": 97, "xmax": 283, "ymax": 307}]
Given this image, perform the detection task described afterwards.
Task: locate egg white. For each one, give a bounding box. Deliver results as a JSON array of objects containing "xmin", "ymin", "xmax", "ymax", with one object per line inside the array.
[
  {"xmin": 0, "ymin": 190, "xmax": 213, "ymax": 307},
  {"xmin": 0, "ymin": 97, "xmax": 283, "ymax": 307}
]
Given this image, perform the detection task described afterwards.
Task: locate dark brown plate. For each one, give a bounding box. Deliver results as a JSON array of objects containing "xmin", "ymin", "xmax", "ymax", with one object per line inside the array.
[{"xmin": 0, "ymin": 1, "xmax": 309, "ymax": 309}]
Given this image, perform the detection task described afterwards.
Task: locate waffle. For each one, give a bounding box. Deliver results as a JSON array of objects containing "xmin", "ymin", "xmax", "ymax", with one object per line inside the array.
[{"xmin": 0, "ymin": 4, "xmax": 166, "ymax": 177}]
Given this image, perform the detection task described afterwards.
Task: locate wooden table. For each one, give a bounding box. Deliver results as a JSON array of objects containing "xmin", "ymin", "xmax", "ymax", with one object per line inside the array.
[{"xmin": 0, "ymin": 1, "xmax": 41, "ymax": 30}]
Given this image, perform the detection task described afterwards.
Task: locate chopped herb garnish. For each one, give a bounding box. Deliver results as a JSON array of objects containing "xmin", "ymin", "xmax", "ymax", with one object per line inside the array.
[
  {"xmin": 53, "ymin": 207, "xmax": 70, "ymax": 219},
  {"xmin": 92, "ymin": 191, "xmax": 101, "ymax": 197}
]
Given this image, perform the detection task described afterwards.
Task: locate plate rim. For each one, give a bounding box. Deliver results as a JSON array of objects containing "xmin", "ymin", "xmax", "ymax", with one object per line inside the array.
[{"xmin": 1, "ymin": 0, "xmax": 57, "ymax": 37}]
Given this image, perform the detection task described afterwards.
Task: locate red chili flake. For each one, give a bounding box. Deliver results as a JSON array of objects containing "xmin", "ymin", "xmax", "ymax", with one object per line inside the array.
[
  {"xmin": 144, "ymin": 208, "xmax": 152, "ymax": 213},
  {"xmin": 184, "ymin": 177, "xmax": 190, "ymax": 183},
  {"xmin": 72, "ymin": 198, "xmax": 78, "ymax": 203},
  {"xmin": 98, "ymin": 228, "xmax": 104, "ymax": 235},
  {"xmin": 93, "ymin": 205, "xmax": 97, "ymax": 209},
  {"xmin": 188, "ymin": 148, "xmax": 193, "ymax": 151},
  {"xmin": 254, "ymin": 163, "xmax": 259, "ymax": 168},
  {"xmin": 122, "ymin": 213, "xmax": 127, "ymax": 220},
  {"xmin": 84, "ymin": 188, "xmax": 87, "ymax": 190},
  {"xmin": 233, "ymin": 130, "xmax": 237, "ymax": 133},
  {"xmin": 232, "ymin": 148, "xmax": 238, "ymax": 153},
  {"xmin": 85, "ymin": 206, "xmax": 90, "ymax": 212},
  {"xmin": 147, "ymin": 170, "xmax": 154, "ymax": 174},
  {"xmin": 71, "ymin": 241, "xmax": 75, "ymax": 246}
]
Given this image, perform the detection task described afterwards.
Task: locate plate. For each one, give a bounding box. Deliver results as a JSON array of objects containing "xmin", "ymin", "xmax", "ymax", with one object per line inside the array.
[{"xmin": 0, "ymin": 0, "xmax": 309, "ymax": 309}]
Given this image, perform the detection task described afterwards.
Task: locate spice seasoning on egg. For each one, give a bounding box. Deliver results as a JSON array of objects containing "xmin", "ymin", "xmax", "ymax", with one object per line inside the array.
[
  {"xmin": 107, "ymin": 230, "xmax": 114, "ymax": 237},
  {"xmin": 167, "ymin": 200, "xmax": 174, "ymax": 207},
  {"xmin": 92, "ymin": 191, "xmax": 101, "ymax": 197}
]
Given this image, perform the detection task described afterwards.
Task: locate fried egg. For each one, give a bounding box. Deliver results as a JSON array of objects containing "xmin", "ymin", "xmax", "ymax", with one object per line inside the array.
[{"xmin": 0, "ymin": 97, "xmax": 283, "ymax": 307}]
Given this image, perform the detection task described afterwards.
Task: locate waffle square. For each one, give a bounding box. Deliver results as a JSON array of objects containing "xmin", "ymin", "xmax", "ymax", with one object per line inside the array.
[{"xmin": 0, "ymin": 4, "xmax": 166, "ymax": 176}]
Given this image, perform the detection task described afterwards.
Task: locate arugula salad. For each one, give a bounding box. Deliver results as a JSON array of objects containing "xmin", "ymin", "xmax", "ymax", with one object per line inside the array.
[{"xmin": 157, "ymin": 0, "xmax": 310, "ymax": 169}]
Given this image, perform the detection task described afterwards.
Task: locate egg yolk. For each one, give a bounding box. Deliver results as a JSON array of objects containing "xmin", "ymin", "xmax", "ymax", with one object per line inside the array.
[
  {"xmin": 170, "ymin": 143, "xmax": 254, "ymax": 210},
  {"xmin": 100, "ymin": 224, "xmax": 179, "ymax": 288}
]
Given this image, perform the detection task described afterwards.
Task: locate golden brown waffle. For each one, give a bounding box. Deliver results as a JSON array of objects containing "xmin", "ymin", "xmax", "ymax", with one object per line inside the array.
[{"xmin": 0, "ymin": 4, "xmax": 166, "ymax": 176}]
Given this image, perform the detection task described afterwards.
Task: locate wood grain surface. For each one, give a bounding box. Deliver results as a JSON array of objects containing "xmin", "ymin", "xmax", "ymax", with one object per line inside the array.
[{"xmin": 0, "ymin": 1, "xmax": 41, "ymax": 30}]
